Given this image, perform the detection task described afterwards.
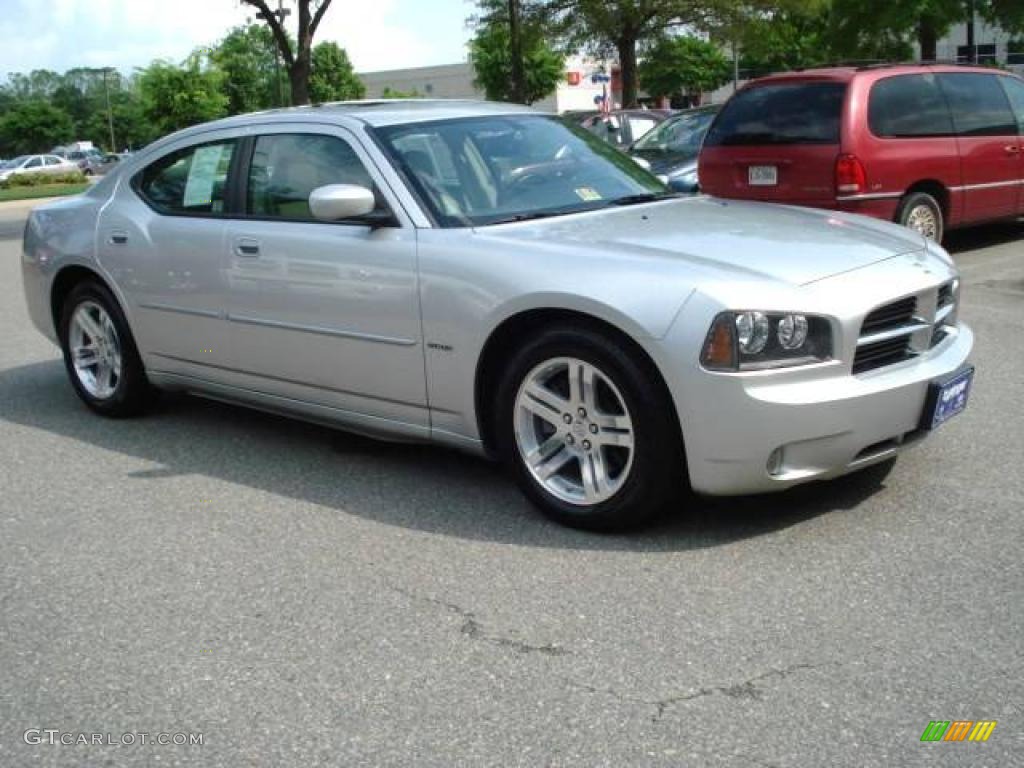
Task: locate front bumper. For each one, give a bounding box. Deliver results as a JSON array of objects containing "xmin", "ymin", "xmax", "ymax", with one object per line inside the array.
[{"xmin": 664, "ymin": 322, "xmax": 974, "ymax": 496}]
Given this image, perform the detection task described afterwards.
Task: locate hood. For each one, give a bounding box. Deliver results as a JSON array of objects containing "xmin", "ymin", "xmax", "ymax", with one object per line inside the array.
[
  {"xmin": 477, "ymin": 197, "xmax": 927, "ymax": 287},
  {"xmin": 631, "ymin": 148, "xmax": 698, "ymax": 176}
]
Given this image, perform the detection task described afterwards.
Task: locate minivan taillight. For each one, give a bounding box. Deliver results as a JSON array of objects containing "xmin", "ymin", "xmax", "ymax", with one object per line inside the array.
[{"xmin": 835, "ymin": 154, "xmax": 867, "ymax": 196}]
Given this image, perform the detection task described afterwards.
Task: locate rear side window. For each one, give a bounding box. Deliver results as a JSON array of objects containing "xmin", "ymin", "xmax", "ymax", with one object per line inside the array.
[
  {"xmin": 704, "ymin": 82, "xmax": 846, "ymax": 146},
  {"xmin": 939, "ymin": 73, "xmax": 1017, "ymax": 137},
  {"xmin": 999, "ymin": 76, "xmax": 1024, "ymax": 131},
  {"xmin": 137, "ymin": 140, "xmax": 237, "ymax": 215},
  {"xmin": 868, "ymin": 74, "xmax": 953, "ymax": 138},
  {"xmin": 247, "ymin": 133, "xmax": 379, "ymax": 220}
]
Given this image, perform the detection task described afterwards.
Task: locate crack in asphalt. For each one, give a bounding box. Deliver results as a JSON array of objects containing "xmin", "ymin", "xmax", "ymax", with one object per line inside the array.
[
  {"xmin": 388, "ymin": 584, "xmax": 570, "ymax": 657},
  {"xmin": 567, "ymin": 661, "xmax": 835, "ymax": 723}
]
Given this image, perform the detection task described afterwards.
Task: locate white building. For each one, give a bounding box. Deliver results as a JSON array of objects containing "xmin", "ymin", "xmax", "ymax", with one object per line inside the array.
[
  {"xmin": 928, "ymin": 20, "xmax": 1024, "ymax": 73},
  {"xmin": 358, "ymin": 57, "xmax": 614, "ymax": 113}
]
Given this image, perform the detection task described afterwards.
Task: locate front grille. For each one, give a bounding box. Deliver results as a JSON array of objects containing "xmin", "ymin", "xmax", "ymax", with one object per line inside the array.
[
  {"xmin": 852, "ymin": 281, "xmax": 957, "ymax": 375},
  {"xmin": 860, "ymin": 296, "xmax": 916, "ymax": 335},
  {"xmin": 852, "ymin": 337, "xmax": 913, "ymax": 374}
]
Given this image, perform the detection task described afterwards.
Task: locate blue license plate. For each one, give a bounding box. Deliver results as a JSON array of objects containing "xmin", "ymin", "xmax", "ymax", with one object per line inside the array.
[{"xmin": 924, "ymin": 366, "xmax": 974, "ymax": 430}]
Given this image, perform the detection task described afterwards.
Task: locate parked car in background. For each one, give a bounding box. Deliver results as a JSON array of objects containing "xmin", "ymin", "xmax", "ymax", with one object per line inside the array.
[
  {"xmin": 629, "ymin": 105, "xmax": 719, "ymax": 193},
  {"xmin": 0, "ymin": 154, "xmax": 80, "ymax": 182},
  {"xmin": 579, "ymin": 109, "xmax": 674, "ymax": 149},
  {"xmin": 22, "ymin": 101, "xmax": 973, "ymax": 531},
  {"xmin": 699, "ymin": 64, "xmax": 1024, "ymax": 242},
  {"xmin": 79, "ymin": 153, "xmax": 124, "ymax": 176}
]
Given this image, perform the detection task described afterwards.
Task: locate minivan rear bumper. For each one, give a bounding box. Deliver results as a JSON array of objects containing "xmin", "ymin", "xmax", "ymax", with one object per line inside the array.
[{"xmin": 832, "ymin": 196, "xmax": 901, "ymax": 222}]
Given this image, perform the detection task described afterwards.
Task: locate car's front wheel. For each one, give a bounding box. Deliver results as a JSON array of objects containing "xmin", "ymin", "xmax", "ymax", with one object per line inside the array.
[
  {"xmin": 59, "ymin": 281, "xmax": 152, "ymax": 417},
  {"xmin": 496, "ymin": 326, "xmax": 684, "ymax": 531}
]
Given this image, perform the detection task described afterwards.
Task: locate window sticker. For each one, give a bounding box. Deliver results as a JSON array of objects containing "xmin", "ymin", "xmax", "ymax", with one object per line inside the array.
[
  {"xmin": 183, "ymin": 145, "xmax": 228, "ymax": 208},
  {"xmin": 575, "ymin": 187, "xmax": 602, "ymax": 201}
]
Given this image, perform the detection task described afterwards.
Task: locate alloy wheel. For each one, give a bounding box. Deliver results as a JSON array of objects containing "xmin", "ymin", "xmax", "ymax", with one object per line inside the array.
[
  {"xmin": 513, "ymin": 357, "xmax": 635, "ymax": 506},
  {"xmin": 68, "ymin": 300, "xmax": 122, "ymax": 399}
]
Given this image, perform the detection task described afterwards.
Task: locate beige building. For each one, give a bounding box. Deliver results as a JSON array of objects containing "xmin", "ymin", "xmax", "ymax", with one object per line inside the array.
[{"xmin": 358, "ymin": 58, "xmax": 614, "ymax": 113}]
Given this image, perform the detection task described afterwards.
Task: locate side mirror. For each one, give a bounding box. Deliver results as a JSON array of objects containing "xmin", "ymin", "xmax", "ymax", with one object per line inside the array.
[{"xmin": 309, "ymin": 184, "xmax": 376, "ymax": 222}]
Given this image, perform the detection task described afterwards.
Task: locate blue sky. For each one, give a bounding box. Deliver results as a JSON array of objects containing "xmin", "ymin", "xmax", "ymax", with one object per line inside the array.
[{"xmin": 0, "ymin": 0, "xmax": 474, "ymax": 77}]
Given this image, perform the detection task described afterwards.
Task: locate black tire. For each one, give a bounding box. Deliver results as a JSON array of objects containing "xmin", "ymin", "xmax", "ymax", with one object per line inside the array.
[
  {"xmin": 494, "ymin": 325, "xmax": 686, "ymax": 531},
  {"xmin": 897, "ymin": 191, "xmax": 944, "ymax": 243},
  {"xmin": 59, "ymin": 280, "xmax": 152, "ymax": 417}
]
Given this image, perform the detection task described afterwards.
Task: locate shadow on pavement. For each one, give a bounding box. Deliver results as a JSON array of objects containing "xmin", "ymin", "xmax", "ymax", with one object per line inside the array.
[
  {"xmin": 0, "ymin": 359, "xmax": 894, "ymax": 552},
  {"xmin": 944, "ymin": 220, "xmax": 1022, "ymax": 255}
]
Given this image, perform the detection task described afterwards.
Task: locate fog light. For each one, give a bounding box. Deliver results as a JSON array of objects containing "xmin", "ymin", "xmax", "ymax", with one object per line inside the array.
[
  {"xmin": 777, "ymin": 314, "xmax": 809, "ymax": 350},
  {"xmin": 735, "ymin": 311, "xmax": 769, "ymax": 354},
  {"xmin": 767, "ymin": 447, "xmax": 785, "ymax": 476}
]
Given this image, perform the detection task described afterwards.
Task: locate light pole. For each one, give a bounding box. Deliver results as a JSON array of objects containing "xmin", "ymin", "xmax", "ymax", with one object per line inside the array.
[{"xmin": 257, "ymin": 0, "xmax": 291, "ymax": 107}]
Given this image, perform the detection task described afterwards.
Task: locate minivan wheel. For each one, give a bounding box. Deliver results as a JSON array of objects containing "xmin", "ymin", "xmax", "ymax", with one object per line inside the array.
[
  {"xmin": 898, "ymin": 192, "xmax": 944, "ymax": 243},
  {"xmin": 495, "ymin": 326, "xmax": 684, "ymax": 531},
  {"xmin": 59, "ymin": 281, "xmax": 152, "ymax": 417}
]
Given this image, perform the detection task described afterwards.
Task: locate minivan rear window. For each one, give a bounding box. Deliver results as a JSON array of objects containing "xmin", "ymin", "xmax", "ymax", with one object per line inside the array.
[
  {"xmin": 704, "ymin": 82, "xmax": 846, "ymax": 147},
  {"xmin": 869, "ymin": 74, "xmax": 954, "ymax": 138}
]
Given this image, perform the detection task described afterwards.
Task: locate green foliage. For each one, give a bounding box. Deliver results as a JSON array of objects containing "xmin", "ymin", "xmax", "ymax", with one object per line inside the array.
[
  {"xmin": 0, "ymin": 101, "xmax": 74, "ymax": 155},
  {"xmin": 470, "ymin": 12, "xmax": 563, "ymax": 104},
  {"xmin": 638, "ymin": 35, "xmax": 731, "ymax": 100},
  {"xmin": 309, "ymin": 42, "xmax": 366, "ymax": 102},
  {"xmin": 381, "ymin": 87, "xmax": 424, "ymax": 98},
  {"xmin": 0, "ymin": 182, "xmax": 90, "ymax": 202},
  {"xmin": 137, "ymin": 60, "xmax": 229, "ymax": 136},
  {"xmin": 736, "ymin": 8, "xmax": 831, "ymax": 75},
  {"xmin": 0, "ymin": 170, "xmax": 87, "ymax": 189},
  {"xmin": 210, "ymin": 24, "xmax": 284, "ymax": 112}
]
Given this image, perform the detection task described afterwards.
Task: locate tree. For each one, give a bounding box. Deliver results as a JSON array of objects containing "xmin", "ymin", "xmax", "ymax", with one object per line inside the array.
[
  {"xmin": 470, "ymin": 3, "xmax": 563, "ymax": 104},
  {"xmin": 381, "ymin": 86, "xmax": 423, "ymax": 98},
  {"xmin": 137, "ymin": 60, "xmax": 228, "ymax": 136},
  {"xmin": 0, "ymin": 101, "xmax": 74, "ymax": 154},
  {"xmin": 542, "ymin": 1, "xmax": 822, "ymax": 107},
  {"xmin": 240, "ymin": 0, "xmax": 336, "ymax": 106},
  {"xmin": 211, "ymin": 24, "xmax": 282, "ymax": 113},
  {"xmin": 309, "ymin": 41, "xmax": 365, "ymax": 102},
  {"xmin": 735, "ymin": 7, "xmax": 831, "ymax": 76},
  {"xmin": 827, "ymin": 0, "xmax": 1024, "ymax": 62},
  {"xmin": 638, "ymin": 35, "xmax": 730, "ymax": 104}
]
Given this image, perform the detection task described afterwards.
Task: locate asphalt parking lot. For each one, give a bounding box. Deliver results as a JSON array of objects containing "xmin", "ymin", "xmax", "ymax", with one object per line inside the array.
[{"xmin": 1, "ymin": 198, "xmax": 1021, "ymax": 767}]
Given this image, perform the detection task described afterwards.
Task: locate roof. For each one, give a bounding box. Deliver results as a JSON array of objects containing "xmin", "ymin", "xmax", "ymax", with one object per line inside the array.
[
  {"xmin": 193, "ymin": 99, "xmax": 543, "ymax": 133},
  {"xmin": 746, "ymin": 62, "xmax": 1015, "ymax": 86}
]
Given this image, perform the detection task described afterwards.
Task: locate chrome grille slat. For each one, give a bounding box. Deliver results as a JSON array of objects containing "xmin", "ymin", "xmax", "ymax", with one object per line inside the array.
[{"xmin": 853, "ymin": 280, "xmax": 956, "ymax": 375}]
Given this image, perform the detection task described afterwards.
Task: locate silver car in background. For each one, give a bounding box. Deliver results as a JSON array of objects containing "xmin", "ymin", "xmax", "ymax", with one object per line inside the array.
[
  {"xmin": 21, "ymin": 101, "xmax": 974, "ymax": 530},
  {"xmin": 0, "ymin": 154, "xmax": 79, "ymax": 182}
]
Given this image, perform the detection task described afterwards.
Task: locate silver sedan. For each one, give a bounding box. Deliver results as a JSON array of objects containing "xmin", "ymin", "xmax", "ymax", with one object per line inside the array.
[{"xmin": 21, "ymin": 101, "xmax": 974, "ymax": 530}]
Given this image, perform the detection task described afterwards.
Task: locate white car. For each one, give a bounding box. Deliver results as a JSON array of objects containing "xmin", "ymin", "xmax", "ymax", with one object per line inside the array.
[
  {"xmin": 0, "ymin": 154, "xmax": 79, "ymax": 182},
  {"xmin": 21, "ymin": 101, "xmax": 974, "ymax": 530}
]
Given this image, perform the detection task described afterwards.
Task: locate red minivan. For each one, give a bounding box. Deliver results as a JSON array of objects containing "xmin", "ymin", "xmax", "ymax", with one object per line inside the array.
[{"xmin": 699, "ymin": 64, "xmax": 1024, "ymax": 242}]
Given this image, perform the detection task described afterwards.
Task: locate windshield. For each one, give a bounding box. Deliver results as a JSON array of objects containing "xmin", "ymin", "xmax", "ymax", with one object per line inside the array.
[
  {"xmin": 375, "ymin": 115, "xmax": 670, "ymax": 227},
  {"xmin": 633, "ymin": 110, "xmax": 717, "ymax": 153},
  {"xmin": 1, "ymin": 155, "xmax": 28, "ymax": 169},
  {"xmin": 704, "ymin": 82, "xmax": 847, "ymax": 146}
]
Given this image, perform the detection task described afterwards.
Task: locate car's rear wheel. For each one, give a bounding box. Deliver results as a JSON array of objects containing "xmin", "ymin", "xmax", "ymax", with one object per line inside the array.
[
  {"xmin": 495, "ymin": 326, "xmax": 684, "ymax": 531},
  {"xmin": 59, "ymin": 281, "xmax": 152, "ymax": 417},
  {"xmin": 898, "ymin": 192, "xmax": 944, "ymax": 243}
]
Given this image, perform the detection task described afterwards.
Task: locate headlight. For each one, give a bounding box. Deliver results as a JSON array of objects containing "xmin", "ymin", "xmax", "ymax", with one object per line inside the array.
[{"xmin": 701, "ymin": 311, "xmax": 833, "ymax": 371}]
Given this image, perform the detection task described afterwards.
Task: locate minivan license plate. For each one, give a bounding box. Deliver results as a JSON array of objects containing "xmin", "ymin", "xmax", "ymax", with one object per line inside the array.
[{"xmin": 748, "ymin": 165, "xmax": 778, "ymax": 186}]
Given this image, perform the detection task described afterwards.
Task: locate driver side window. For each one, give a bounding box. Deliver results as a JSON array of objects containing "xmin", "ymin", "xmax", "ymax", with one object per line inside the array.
[{"xmin": 247, "ymin": 133, "xmax": 380, "ymax": 221}]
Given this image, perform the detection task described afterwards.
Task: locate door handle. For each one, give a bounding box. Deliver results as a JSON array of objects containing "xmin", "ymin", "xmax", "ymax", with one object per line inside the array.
[
  {"xmin": 1006, "ymin": 145, "xmax": 1021, "ymax": 155},
  {"xmin": 235, "ymin": 238, "xmax": 261, "ymax": 257},
  {"xmin": 109, "ymin": 231, "xmax": 128, "ymax": 245}
]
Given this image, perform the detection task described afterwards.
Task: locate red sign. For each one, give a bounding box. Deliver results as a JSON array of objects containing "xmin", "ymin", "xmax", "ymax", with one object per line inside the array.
[{"xmin": 566, "ymin": 71, "xmax": 581, "ymax": 86}]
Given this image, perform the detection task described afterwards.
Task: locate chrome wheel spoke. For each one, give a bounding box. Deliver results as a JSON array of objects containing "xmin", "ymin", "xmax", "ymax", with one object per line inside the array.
[
  {"xmin": 580, "ymin": 449, "xmax": 610, "ymax": 502},
  {"xmin": 73, "ymin": 345, "xmax": 99, "ymax": 368},
  {"xmin": 521, "ymin": 381, "xmax": 570, "ymax": 424},
  {"xmin": 568, "ymin": 360, "xmax": 597, "ymax": 409},
  {"xmin": 597, "ymin": 428, "xmax": 633, "ymax": 449},
  {"xmin": 532, "ymin": 440, "xmax": 574, "ymax": 481},
  {"xmin": 76, "ymin": 308, "xmax": 105, "ymax": 342}
]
